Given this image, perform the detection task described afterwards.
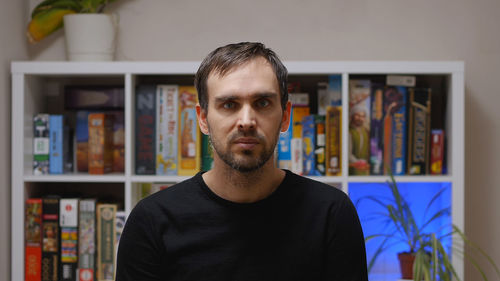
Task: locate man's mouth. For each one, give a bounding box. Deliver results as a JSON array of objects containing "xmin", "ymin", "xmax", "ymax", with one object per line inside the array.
[{"xmin": 234, "ymin": 138, "xmax": 259, "ymax": 149}]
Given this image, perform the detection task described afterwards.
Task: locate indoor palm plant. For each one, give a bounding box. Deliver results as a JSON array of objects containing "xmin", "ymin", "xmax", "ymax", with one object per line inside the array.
[
  {"xmin": 27, "ymin": 0, "xmax": 119, "ymax": 43},
  {"xmin": 358, "ymin": 173, "xmax": 500, "ymax": 281},
  {"xmin": 27, "ymin": 0, "xmax": 120, "ymax": 61}
]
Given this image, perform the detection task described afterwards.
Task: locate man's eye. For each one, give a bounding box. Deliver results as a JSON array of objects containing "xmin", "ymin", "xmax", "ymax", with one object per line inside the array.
[
  {"xmin": 223, "ymin": 102, "xmax": 235, "ymax": 109},
  {"xmin": 256, "ymin": 99, "xmax": 270, "ymax": 108}
]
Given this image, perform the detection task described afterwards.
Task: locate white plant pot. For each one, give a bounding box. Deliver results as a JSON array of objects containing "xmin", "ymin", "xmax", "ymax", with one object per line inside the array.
[{"xmin": 63, "ymin": 14, "xmax": 118, "ymax": 61}]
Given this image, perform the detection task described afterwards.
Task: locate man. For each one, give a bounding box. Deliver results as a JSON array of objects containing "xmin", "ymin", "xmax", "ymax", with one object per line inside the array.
[{"xmin": 116, "ymin": 42, "xmax": 368, "ymax": 281}]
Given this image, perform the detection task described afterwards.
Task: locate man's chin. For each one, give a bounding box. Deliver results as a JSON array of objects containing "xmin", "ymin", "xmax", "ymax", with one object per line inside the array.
[
  {"xmin": 225, "ymin": 156, "xmax": 264, "ymax": 173},
  {"xmin": 233, "ymin": 162, "xmax": 264, "ymax": 173}
]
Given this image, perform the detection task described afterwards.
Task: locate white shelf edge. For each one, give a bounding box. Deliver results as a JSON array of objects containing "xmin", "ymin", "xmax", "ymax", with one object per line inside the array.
[
  {"xmin": 347, "ymin": 175, "xmax": 453, "ymax": 183},
  {"xmin": 23, "ymin": 173, "xmax": 126, "ymax": 182},
  {"xmin": 11, "ymin": 61, "xmax": 201, "ymax": 75},
  {"xmin": 11, "ymin": 61, "xmax": 464, "ymax": 75},
  {"xmin": 285, "ymin": 61, "xmax": 464, "ymax": 74}
]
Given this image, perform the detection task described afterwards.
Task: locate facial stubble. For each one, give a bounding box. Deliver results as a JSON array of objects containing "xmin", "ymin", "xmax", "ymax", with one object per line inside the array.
[{"xmin": 207, "ymin": 119, "xmax": 283, "ymax": 173}]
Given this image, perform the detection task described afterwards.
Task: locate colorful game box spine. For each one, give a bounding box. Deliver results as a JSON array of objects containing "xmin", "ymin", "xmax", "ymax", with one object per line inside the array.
[
  {"xmin": 49, "ymin": 115, "xmax": 63, "ymax": 174},
  {"xmin": 25, "ymin": 198, "xmax": 43, "ymax": 281},
  {"xmin": 77, "ymin": 199, "xmax": 96, "ymax": 281},
  {"xmin": 328, "ymin": 75, "xmax": 342, "ymax": 106},
  {"xmin": 325, "ymin": 106, "xmax": 342, "ymax": 176},
  {"xmin": 407, "ymin": 88, "xmax": 432, "ymax": 175},
  {"xmin": 178, "ymin": 86, "xmax": 201, "ymax": 176},
  {"xmin": 156, "ymin": 85, "xmax": 165, "ymax": 175},
  {"xmin": 291, "ymin": 138, "xmax": 303, "ymax": 175},
  {"xmin": 391, "ymin": 86, "xmax": 408, "ymax": 175},
  {"xmin": 88, "ymin": 113, "xmax": 114, "ymax": 174},
  {"xmin": 76, "ymin": 111, "xmax": 90, "ymax": 172},
  {"xmin": 60, "ymin": 199, "xmax": 79, "ymax": 281},
  {"xmin": 291, "ymin": 106, "xmax": 310, "ymax": 175},
  {"xmin": 383, "ymin": 86, "xmax": 403, "ymax": 175},
  {"xmin": 317, "ymin": 82, "xmax": 328, "ymax": 115},
  {"xmin": 155, "ymin": 84, "xmax": 167, "ymax": 175},
  {"xmin": 430, "ymin": 129, "xmax": 445, "ymax": 175},
  {"xmin": 318, "ymin": 75, "xmax": 342, "ymax": 115},
  {"xmin": 314, "ymin": 115, "xmax": 326, "ymax": 176},
  {"xmin": 157, "ymin": 85, "xmax": 178, "ymax": 175},
  {"xmin": 41, "ymin": 196, "xmax": 60, "ymax": 281},
  {"xmin": 383, "ymin": 104, "xmax": 393, "ymax": 174},
  {"xmin": 201, "ymin": 134, "xmax": 214, "ymax": 171},
  {"xmin": 96, "ymin": 204, "xmax": 117, "ymax": 281},
  {"xmin": 277, "ymin": 106, "xmax": 293, "ymax": 170},
  {"xmin": 135, "ymin": 85, "xmax": 156, "ymax": 175},
  {"xmin": 33, "ymin": 114, "xmax": 50, "ymax": 175},
  {"xmin": 370, "ymin": 85, "xmax": 385, "ymax": 175},
  {"xmin": 348, "ymin": 80, "xmax": 371, "ymax": 176},
  {"xmin": 302, "ymin": 115, "xmax": 316, "ymax": 176},
  {"xmin": 111, "ymin": 111, "xmax": 125, "ymax": 173},
  {"xmin": 63, "ymin": 125, "xmax": 73, "ymax": 173}
]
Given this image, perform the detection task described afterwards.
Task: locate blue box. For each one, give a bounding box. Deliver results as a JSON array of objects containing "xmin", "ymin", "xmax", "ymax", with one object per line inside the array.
[{"xmin": 49, "ymin": 115, "xmax": 63, "ymax": 174}]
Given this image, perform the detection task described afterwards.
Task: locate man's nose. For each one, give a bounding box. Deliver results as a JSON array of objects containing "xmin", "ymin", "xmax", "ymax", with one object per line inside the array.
[{"xmin": 237, "ymin": 104, "xmax": 256, "ymax": 131}]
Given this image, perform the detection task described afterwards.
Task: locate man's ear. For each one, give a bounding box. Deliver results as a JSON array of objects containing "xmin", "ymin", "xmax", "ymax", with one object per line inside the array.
[
  {"xmin": 196, "ymin": 103, "xmax": 210, "ymax": 135},
  {"xmin": 280, "ymin": 101, "xmax": 292, "ymax": 133}
]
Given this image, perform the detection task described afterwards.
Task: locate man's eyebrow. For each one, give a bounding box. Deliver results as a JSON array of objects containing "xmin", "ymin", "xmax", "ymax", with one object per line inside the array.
[
  {"xmin": 214, "ymin": 92, "xmax": 278, "ymax": 103},
  {"xmin": 253, "ymin": 92, "xmax": 278, "ymax": 99},
  {"xmin": 214, "ymin": 95, "xmax": 238, "ymax": 103}
]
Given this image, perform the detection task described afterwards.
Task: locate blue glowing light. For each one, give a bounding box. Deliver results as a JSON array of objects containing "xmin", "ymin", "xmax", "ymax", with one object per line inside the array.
[{"xmin": 349, "ymin": 182, "xmax": 452, "ymax": 280}]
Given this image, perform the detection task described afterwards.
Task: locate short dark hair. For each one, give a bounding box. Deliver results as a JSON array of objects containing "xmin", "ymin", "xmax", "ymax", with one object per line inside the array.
[{"xmin": 194, "ymin": 42, "xmax": 288, "ymax": 112}]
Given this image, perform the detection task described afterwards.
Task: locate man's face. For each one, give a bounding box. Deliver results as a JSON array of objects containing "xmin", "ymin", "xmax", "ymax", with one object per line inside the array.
[{"xmin": 196, "ymin": 57, "xmax": 290, "ymax": 173}]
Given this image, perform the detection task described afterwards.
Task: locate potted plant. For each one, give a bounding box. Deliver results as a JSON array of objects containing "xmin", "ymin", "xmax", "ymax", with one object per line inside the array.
[
  {"xmin": 357, "ymin": 173, "xmax": 500, "ymax": 280},
  {"xmin": 27, "ymin": 0, "xmax": 120, "ymax": 61}
]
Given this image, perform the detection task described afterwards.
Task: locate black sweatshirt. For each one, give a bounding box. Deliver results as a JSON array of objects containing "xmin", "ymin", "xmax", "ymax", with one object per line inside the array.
[{"xmin": 116, "ymin": 170, "xmax": 368, "ymax": 281}]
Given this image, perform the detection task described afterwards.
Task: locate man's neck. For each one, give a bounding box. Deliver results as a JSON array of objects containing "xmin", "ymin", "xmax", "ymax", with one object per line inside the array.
[{"xmin": 201, "ymin": 159, "xmax": 285, "ymax": 204}]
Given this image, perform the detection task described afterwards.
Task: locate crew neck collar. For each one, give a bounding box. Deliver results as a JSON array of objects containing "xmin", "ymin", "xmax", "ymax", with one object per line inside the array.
[{"xmin": 194, "ymin": 169, "xmax": 292, "ymax": 208}]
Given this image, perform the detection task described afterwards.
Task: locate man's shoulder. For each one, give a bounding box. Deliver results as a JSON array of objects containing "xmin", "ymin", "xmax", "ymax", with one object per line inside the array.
[{"xmin": 284, "ymin": 170, "xmax": 348, "ymax": 203}]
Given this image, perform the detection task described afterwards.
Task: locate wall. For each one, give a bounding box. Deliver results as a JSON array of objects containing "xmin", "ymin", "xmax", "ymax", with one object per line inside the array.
[
  {"xmin": 1, "ymin": 0, "xmax": 29, "ymax": 281},
  {"xmin": 12, "ymin": 0, "xmax": 500, "ymax": 280}
]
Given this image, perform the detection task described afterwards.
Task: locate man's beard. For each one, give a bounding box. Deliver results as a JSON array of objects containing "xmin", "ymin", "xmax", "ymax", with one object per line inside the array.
[{"xmin": 208, "ymin": 123, "xmax": 281, "ymax": 173}]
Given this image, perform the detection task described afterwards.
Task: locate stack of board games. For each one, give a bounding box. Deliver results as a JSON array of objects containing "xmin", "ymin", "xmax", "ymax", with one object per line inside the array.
[
  {"xmin": 24, "ymin": 197, "xmax": 124, "ymax": 281},
  {"xmin": 135, "ymin": 84, "xmax": 202, "ymax": 176},
  {"xmin": 347, "ymin": 74, "xmax": 444, "ymax": 176}
]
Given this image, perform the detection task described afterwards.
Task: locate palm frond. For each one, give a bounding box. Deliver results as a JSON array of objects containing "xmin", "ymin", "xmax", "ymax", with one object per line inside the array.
[
  {"xmin": 420, "ymin": 207, "xmax": 451, "ymax": 231},
  {"xmin": 423, "ymin": 187, "xmax": 448, "ymax": 220}
]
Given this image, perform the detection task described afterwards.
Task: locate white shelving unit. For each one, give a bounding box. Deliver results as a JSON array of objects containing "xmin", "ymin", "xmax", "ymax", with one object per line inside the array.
[{"xmin": 11, "ymin": 61, "xmax": 464, "ymax": 281}]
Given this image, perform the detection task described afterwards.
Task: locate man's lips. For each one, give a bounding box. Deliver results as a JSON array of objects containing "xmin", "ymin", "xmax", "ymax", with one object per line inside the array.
[
  {"xmin": 234, "ymin": 138, "xmax": 259, "ymax": 144},
  {"xmin": 233, "ymin": 138, "xmax": 259, "ymax": 149}
]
